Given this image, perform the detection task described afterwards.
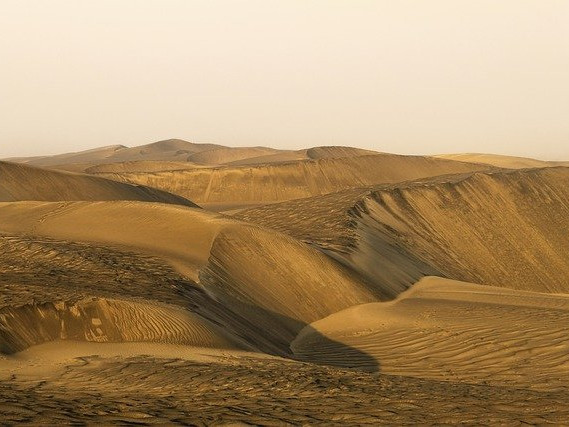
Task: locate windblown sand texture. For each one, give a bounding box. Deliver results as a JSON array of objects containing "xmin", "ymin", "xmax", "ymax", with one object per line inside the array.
[{"xmin": 1, "ymin": 141, "xmax": 569, "ymax": 424}]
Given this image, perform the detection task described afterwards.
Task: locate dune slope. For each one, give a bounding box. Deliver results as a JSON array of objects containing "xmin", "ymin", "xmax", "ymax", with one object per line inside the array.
[
  {"xmin": 436, "ymin": 153, "xmax": 569, "ymax": 169},
  {"xmin": 95, "ymin": 153, "xmax": 491, "ymax": 206},
  {"xmin": 0, "ymin": 161, "xmax": 196, "ymax": 206},
  {"xmin": 239, "ymin": 167, "xmax": 569, "ymax": 296},
  {"xmin": 292, "ymin": 276, "xmax": 569, "ymax": 390},
  {"xmin": 0, "ymin": 201, "xmax": 377, "ymax": 354}
]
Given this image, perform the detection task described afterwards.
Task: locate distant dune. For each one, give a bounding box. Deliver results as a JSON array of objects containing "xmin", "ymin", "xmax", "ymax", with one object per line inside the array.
[
  {"xmin": 0, "ymin": 161, "xmax": 196, "ymax": 206},
  {"xmin": 4, "ymin": 140, "xmax": 219, "ymax": 168},
  {"xmin": 3, "ymin": 139, "xmax": 382, "ymax": 172},
  {"xmin": 93, "ymin": 153, "xmax": 491, "ymax": 207},
  {"xmin": 436, "ymin": 153, "xmax": 569, "ymax": 169},
  {"xmin": 238, "ymin": 167, "xmax": 569, "ymax": 296}
]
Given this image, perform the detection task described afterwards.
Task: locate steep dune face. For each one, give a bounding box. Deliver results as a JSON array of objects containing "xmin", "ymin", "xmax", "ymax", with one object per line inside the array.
[
  {"xmin": 292, "ymin": 276, "xmax": 569, "ymax": 389},
  {"xmin": 0, "ymin": 161, "xmax": 196, "ymax": 206},
  {"xmin": 0, "ymin": 201, "xmax": 376, "ymax": 354},
  {"xmin": 200, "ymin": 226, "xmax": 378, "ymax": 348},
  {"xmin": 96, "ymin": 154, "xmax": 490, "ymax": 205},
  {"xmin": 239, "ymin": 167, "xmax": 569, "ymax": 296}
]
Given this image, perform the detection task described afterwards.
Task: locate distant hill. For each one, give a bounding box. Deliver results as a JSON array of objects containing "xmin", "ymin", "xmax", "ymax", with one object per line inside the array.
[
  {"xmin": 3, "ymin": 139, "xmax": 381, "ymax": 172},
  {"xmin": 435, "ymin": 153, "xmax": 569, "ymax": 169}
]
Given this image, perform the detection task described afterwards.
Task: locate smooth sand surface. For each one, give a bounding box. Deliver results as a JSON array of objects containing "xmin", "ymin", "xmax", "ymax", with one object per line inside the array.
[
  {"xmin": 0, "ymin": 160, "xmax": 196, "ymax": 206},
  {"xmin": 293, "ymin": 276, "xmax": 569, "ymax": 390},
  {"xmin": 436, "ymin": 153, "xmax": 569, "ymax": 169}
]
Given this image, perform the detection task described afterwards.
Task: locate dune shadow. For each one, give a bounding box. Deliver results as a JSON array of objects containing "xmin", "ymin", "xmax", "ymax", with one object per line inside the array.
[{"xmin": 173, "ymin": 279, "xmax": 380, "ymax": 373}]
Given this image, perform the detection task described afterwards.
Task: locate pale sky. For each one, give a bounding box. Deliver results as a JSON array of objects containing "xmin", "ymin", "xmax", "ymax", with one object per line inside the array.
[{"xmin": 1, "ymin": 0, "xmax": 568, "ymax": 159}]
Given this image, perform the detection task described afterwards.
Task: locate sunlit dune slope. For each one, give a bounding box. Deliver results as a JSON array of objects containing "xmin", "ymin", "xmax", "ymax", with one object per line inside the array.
[
  {"xmin": 0, "ymin": 161, "xmax": 196, "ymax": 206},
  {"xmin": 94, "ymin": 153, "xmax": 490, "ymax": 205},
  {"xmin": 238, "ymin": 167, "xmax": 569, "ymax": 296},
  {"xmin": 0, "ymin": 201, "xmax": 376, "ymax": 354},
  {"xmin": 292, "ymin": 276, "xmax": 569, "ymax": 390}
]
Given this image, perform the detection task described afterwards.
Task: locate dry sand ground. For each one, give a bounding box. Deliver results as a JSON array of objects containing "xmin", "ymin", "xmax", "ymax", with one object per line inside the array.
[{"xmin": 1, "ymin": 145, "xmax": 569, "ymax": 424}]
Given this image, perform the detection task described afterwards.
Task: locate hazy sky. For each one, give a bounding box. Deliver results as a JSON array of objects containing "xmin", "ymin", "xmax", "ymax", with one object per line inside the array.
[{"xmin": 1, "ymin": 0, "xmax": 568, "ymax": 159}]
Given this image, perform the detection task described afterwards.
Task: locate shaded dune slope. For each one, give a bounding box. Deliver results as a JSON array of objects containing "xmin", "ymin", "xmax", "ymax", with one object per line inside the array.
[
  {"xmin": 0, "ymin": 161, "xmax": 196, "ymax": 206},
  {"xmin": 292, "ymin": 276, "xmax": 569, "ymax": 390},
  {"xmin": 0, "ymin": 202, "xmax": 377, "ymax": 354},
  {"xmin": 239, "ymin": 167, "xmax": 569, "ymax": 296},
  {"xmin": 94, "ymin": 154, "xmax": 490, "ymax": 205}
]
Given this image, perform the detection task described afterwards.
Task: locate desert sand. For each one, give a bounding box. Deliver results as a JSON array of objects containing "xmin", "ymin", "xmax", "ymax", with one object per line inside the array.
[
  {"xmin": 1, "ymin": 141, "xmax": 569, "ymax": 424},
  {"xmin": 436, "ymin": 152, "xmax": 569, "ymax": 169}
]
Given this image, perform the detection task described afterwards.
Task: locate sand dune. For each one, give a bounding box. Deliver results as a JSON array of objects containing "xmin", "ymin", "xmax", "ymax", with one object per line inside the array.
[
  {"xmin": 0, "ymin": 201, "xmax": 376, "ymax": 355},
  {"xmin": 94, "ymin": 153, "xmax": 491, "ymax": 206},
  {"xmin": 0, "ymin": 298, "xmax": 247, "ymax": 354},
  {"xmin": 0, "ymin": 161, "xmax": 196, "ymax": 206},
  {"xmin": 239, "ymin": 167, "xmax": 569, "ymax": 296},
  {"xmin": 3, "ymin": 142, "xmax": 569, "ymax": 423},
  {"xmin": 4, "ymin": 140, "xmax": 383, "ymax": 172},
  {"xmin": 292, "ymin": 276, "xmax": 569, "ymax": 390},
  {"xmin": 84, "ymin": 160, "xmax": 205, "ymax": 173},
  {"xmin": 187, "ymin": 146, "xmax": 281, "ymax": 164},
  {"xmin": 4, "ymin": 145, "xmax": 127, "ymax": 167},
  {"xmin": 4, "ymin": 139, "xmax": 219, "ymax": 168},
  {"xmin": 435, "ymin": 153, "xmax": 569, "ymax": 169}
]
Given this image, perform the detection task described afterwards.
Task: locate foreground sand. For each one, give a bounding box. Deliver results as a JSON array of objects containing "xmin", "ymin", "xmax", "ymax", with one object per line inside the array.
[{"xmin": 1, "ymin": 341, "xmax": 568, "ymax": 425}]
